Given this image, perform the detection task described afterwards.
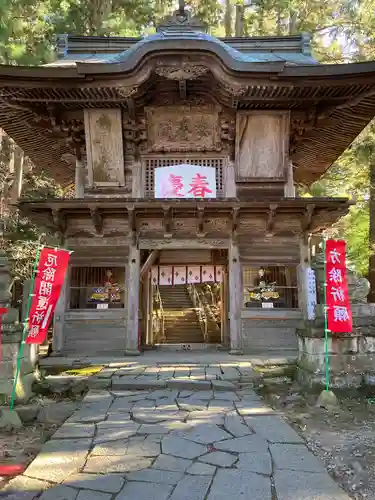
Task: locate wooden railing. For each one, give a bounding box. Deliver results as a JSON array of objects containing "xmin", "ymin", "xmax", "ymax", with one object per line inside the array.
[
  {"xmin": 153, "ymin": 285, "xmax": 165, "ymax": 342},
  {"xmin": 187, "ymin": 284, "xmax": 208, "ymax": 342}
]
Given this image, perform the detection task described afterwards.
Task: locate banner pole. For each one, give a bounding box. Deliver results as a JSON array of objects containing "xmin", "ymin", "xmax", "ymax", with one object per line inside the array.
[
  {"xmin": 323, "ymin": 237, "xmax": 330, "ymax": 392},
  {"xmin": 9, "ymin": 245, "xmax": 42, "ymax": 411}
]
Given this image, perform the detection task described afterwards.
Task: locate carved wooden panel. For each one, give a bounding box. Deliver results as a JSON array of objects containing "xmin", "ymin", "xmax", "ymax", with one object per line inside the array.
[
  {"xmin": 172, "ymin": 218, "xmax": 197, "ymax": 235},
  {"xmin": 235, "ymin": 111, "xmax": 290, "ymax": 181},
  {"xmin": 84, "ymin": 109, "xmax": 125, "ymax": 187},
  {"xmin": 145, "ymin": 106, "xmax": 220, "ymax": 152},
  {"xmin": 143, "ymin": 156, "xmax": 225, "ymax": 198},
  {"xmin": 138, "ymin": 218, "xmax": 163, "ymax": 233}
]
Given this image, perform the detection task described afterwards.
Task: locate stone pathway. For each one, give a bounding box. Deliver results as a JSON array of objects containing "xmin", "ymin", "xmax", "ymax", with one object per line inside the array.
[{"xmin": 2, "ymin": 365, "xmax": 351, "ymax": 500}]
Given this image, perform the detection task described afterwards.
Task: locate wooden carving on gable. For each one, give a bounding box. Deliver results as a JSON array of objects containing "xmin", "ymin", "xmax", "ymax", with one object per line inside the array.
[
  {"xmin": 145, "ymin": 105, "xmax": 222, "ymax": 153},
  {"xmin": 84, "ymin": 108, "xmax": 125, "ymax": 186}
]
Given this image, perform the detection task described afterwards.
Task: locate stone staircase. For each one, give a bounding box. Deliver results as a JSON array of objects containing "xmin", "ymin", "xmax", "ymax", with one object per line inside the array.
[{"xmin": 158, "ymin": 285, "xmax": 204, "ymax": 344}]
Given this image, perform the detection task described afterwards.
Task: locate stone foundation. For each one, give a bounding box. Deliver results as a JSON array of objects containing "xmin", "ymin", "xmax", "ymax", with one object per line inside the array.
[
  {"xmin": 297, "ymin": 304, "xmax": 375, "ymax": 390},
  {"xmin": 0, "ymin": 331, "xmax": 37, "ymax": 404}
]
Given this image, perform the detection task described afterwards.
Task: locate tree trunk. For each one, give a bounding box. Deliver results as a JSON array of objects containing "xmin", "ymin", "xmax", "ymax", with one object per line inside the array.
[
  {"xmin": 368, "ymin": 157, "xmax": 375, "ymax": 301},
  {"xmin": 224, "ymin": 0, "xmax": 232, "ymax": 37},
  {"xmin": 235, "ymin": 5, "xmax": 244, "ymax": 36}
]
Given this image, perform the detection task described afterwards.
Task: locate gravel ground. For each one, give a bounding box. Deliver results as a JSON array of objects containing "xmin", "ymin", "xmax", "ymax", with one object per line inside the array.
[{"xmin": 260, "ymin": 383, "xmax": 375, "ymax": 500}]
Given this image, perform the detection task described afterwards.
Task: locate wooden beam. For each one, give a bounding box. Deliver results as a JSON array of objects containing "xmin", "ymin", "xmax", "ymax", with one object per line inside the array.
[
  {"xmin": 179, "ymin": 80, "xmax": 187, "ymax": 100},
  {"xmin": 266, "ymin": 204, "xmax": 278, "ymax": 237},
  {"xmin": 140, "ymin": 250, "xmax": 159, "ymax": 281},
  {"xmin": 196, "ymin": 206, "xmax": 206, "ymax": 238},
  {"xmin": 90, "ymin": 207, "xmax": 103, "ymax": 236},
  {"xmin": 127, "ymin": 205, "xmax": 136, "ymax": 245},
  {"xmin": 162, "ymin": 205, "xmax": 172, "ymax": 238},
  {"xmin": 51, "ymin": 208, "xmax": 67, "ymax": 234},
  {"xmin": 302, "ymin": 204, "xmax": 315, "ymax": 231}
]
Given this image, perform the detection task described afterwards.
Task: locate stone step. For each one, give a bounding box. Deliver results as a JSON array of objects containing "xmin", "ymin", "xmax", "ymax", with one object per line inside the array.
[{"xmin": 111, "ymin": 376, "xmax": 239, "ymax": 391}]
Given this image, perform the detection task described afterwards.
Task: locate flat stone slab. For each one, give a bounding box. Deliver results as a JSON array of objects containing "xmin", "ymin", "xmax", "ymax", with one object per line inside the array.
[
  {"xmin": 24, "ymin": 438, "xmax": 91, "ymax": 483},
  {"xmin": 270, "ymin": 444, "xmax": 326, "ymax": 472},
  {"xmin": 169, "ymin": 475, "xmax": 212, "ymax": 500},
  {"xmin": 132, "ymin": 409, "xmax": 187, "ymax": 423},
  {"xmin": 166, "ymin": 379, "xmax": 211, "ymax": 390},
  {"xmin": 214, "ymin": 435, "xmax": 268, "ymax": 454},
  {"xmin": 77, "ymin": 491, "xmax": 112, "ymax": 500},
  {"xmin": 112, "ymin": 377, "xmax": 166, "ymax": 390},
  {"xmin": 245, "ymin": 415, "xmax": 303, "ymax": 443},
  {"xmin": 213, "ymin": 391, "xmax": 240, "ymax": 401},
  {"xmin": 236, "ymin": 452, "xmax": 272, "ymax": 475},
  {"xmin": 84, "ymin": 454, "xmax": 153, "ymax": 474},
  {"xmin": 2, "ymin": 475, "xmax": 49, "ymax": 499},
  {"xmin": 39, "ymin": 485, "xmax": 78, "ymax": 500},
  {"xmin": 235, "ymin": 400, "xmax": 274, "ymax": 416},
  {"xmin": 114, "ymin": 481, "xmax": 173, "ymax": 500},
  {"xmin": 274, "ymin": 470, "xmax": 351, "ymax": 500},
  {"xmin": 212, "ymin": 380, "xmax": 237, "ymax": 391},
  {"xmin": 125, "ymin": 468, "xmax": 184, "ymax": 485},
  {"xmin": 94, "ymin": 421, "xmax": 140, "ymax": 443},
  {"xmin": 176, "ymin": 399, "xmax": 208, "ymax": 411},
  {"xmin": 224, "ymin": 412, "xmax": 252, "ymax": 437},
  {"xmin": 147, "ymin": 389, "xmax": 178, "ymax": 399},
  {"xmin": 199, "ymin": 451, "xmax": 237, "ymax": 467},
  {"xmin": 152, "ymin": 454, "xmax": 192, "ymax": 472},
  {"xmin": 64, "ymin": 473, "xmax": 125, "ymax": 493},
  {"xmin": 52, "ymin": 422, "xmax": 95, "ymax": 439},
  {"xmin": 162, "ymin": 435, "xmax": 207, "ymax": 459},
  {"xmin": 175, "ymin": 423, "xmax": 232, "ymax": 445},
  {"xmin": 187, "ymin": 463, "xmax": 216, "ymax": 476},
  {"xmin": 207, "ymin": 469, "xmax": 271, "ymax": 500}
]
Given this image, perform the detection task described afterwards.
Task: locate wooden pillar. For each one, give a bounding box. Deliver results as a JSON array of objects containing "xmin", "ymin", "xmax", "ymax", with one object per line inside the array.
[
  {"xmin": 297, "ymin": 234, "xmax": 310, "ymax": 319},
  {"xmin": 146, "ymin": 273, "xmax": 154, "ymax": 345},
  {"xmin": 228, "ymin": 242, "xmax": 243, "ymax": 353},
  {"xmin": 75, "ymin": 158, "xmax": 85, "ymax": 198},
  {"xmin": 52, "ymin": 269, "xmax": 69, "ymax": 355},
  {"xmin": 125, "ymin": 244, "xmax": 140, "ymax": 354},
  {"xmin": 284, "ymin": 160, "xmax": 296, "ymax": 198},
  {"xmin": 225, "ymin": 161, "xmax": 236, "ymax": 197},
  {"xmin": 221, "ymin": 269, "xmax": 229, "ymax": 346}
]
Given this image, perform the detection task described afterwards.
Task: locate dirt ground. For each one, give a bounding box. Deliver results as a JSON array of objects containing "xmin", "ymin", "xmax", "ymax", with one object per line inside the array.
[
  {"xmin": 260, "ymin": 383, "xmax": 375, "ymax": 500},
  {"xmin": 0, "ymin": 421, "xmax": 55, "ymax": 489}
]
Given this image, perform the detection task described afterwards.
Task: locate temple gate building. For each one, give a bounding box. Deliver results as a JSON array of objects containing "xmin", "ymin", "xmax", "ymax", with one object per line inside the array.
[{"xmin": 1, "ymin": 5, "xmax": 375, "ymax": 358}]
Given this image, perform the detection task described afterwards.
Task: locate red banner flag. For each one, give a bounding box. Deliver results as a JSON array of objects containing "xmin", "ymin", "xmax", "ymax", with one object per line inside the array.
[
  {"xmin": 25, "ymin": 248, "xmax": 70, "ymax": 344},
  {"xmin": 325, "ymin": 239, "xmax": 352, "ymax": 333}
]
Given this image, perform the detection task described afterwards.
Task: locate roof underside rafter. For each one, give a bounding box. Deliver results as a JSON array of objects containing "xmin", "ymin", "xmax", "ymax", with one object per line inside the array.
[{"xmin": 0, "ymin": 41, "xmax": 375, "ymax": 186}]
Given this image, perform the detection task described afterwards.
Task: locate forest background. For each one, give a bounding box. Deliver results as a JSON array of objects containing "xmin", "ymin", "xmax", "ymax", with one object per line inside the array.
[{"xmin": 1, "ymin": 0, "xmax": 375, "ymax": 296}]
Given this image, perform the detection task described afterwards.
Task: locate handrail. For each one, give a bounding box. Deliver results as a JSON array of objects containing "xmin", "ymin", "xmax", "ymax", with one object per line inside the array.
[
  {"xmin": 154, "ymin": 285, "xmax": 165, "ymax": 342},
  {"xmin": 187, "ymin": 284, "xmax": 208, "ymax": 342}
]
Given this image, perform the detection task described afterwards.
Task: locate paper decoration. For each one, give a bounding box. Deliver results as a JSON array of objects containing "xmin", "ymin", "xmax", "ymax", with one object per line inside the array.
[
  {"xmin": 159, "ymin": 266, "xmax": 173, "ymax": 285},
  {"xmin": 306, "ymin": 267, "xmax": 317, "ymax": 320},
  {"xmin": 325, "ymin": 239, "xmax": 352, "ymax": 333},
  {"xmin": 215, "ymin": 266, "xmax": 223, "ymax": 282},
  {"xmin": 173, "ymin": 266, "xmax": 187, "ymax": 285},
  {"xmin": 187, "ymin": 266, "xmax": 201, "ymax": 284},
  {"xmin": 151, "ymin": 267, "xmax": 159, "ymax": 285},
  {"xmin": 201, "ymin": 266, "xmax": 215, "ymax": 283}
]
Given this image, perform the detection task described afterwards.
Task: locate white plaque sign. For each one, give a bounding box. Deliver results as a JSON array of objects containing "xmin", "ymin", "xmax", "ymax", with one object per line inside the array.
[
  {"xmin": 154, "ymin": 164, "xmax": 216, "ymax": 199},
  {"xmin": 306, "ymin": 267, "xmax": 317, "ymax": 320}
]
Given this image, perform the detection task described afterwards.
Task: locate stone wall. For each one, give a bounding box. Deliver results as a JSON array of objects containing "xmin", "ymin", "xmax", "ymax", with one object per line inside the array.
[
  {"xmin": 241, "ymin": 318, "xmax": 299, "ymax": 353},
  {"xmin": 296, "ymin": 250, "xmax": 375, "ymax": 389}
]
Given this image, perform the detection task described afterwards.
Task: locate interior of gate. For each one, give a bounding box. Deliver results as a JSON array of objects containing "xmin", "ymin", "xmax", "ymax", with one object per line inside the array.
[{"xmin": 141, "ymin": 249, "xmax": 228, "ymax": 346}]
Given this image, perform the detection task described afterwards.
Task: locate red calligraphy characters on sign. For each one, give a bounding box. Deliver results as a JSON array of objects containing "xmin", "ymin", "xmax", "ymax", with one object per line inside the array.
[
  {"xmin": 325, "ymin": 240, "xmax": 352, "ymax": 333},
  {"xmin": 25, "ymin": 248, "xmax": 71, "ymax": 344},
  {"xmin": 187, "ymin": 173, "xmax": 213, "ymax": 198},
  {"xmin": 168, "ymin": 174, "xmax": 184, "ymax": 197}
]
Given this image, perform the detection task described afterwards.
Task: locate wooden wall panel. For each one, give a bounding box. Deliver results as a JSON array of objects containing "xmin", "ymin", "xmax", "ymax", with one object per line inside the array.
[
  {"xmin": 235, "ymin": 111, "xmax": 290, "ymax": 181},
  {"xmin": 84, "ymin": 109, "xmax": 125, "ymax": 187},
  {"xmin": 159, "ymin": 250, "xmax": 212, "ymax": 264}
]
